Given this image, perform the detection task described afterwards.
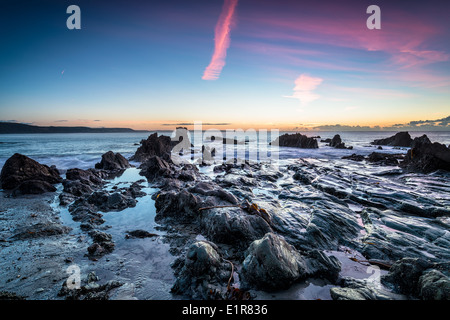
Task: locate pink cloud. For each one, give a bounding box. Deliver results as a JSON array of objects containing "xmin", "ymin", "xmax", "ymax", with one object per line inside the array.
[
  {"xmin": 284, "ymin": 74, "xmax": 323, "ymax": 105},
  {"xmin": 202, "ymin": 0, "xmax": 239, "ymax": 80},
  {"xmin": 237, "ymin": 7, "xmax": 450, "ymax": 87}
]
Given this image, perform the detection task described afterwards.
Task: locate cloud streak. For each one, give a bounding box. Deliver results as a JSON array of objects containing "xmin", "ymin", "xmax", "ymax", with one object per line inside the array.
[{"xmin": 202, "ymin": 0, "xmax": 238, "ymax": 81}]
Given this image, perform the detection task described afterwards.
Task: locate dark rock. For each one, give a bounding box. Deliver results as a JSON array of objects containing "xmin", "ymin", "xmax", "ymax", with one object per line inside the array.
[
  {"xmin": 58, "ymin": 274, "xmax": 123, "ymax": 300},
  {"xmin": 189, "ymin": 181, "xmax": 238, "ymax": 205},
  {"xmin": 0, "ymin": 153, "xmax": 62, "ymax": 192},
  {"xmin": 131, "ymin": 133, "xmax": 174, "ymax": 162},
  {"xmin": 0, "ymin": 291, "xmax": 25, "ymax": 300},
  {"xmin": 400, "ymin": 135, "xmax": 450, "ymax": 173},
  {"xmin": 171, "ymin": 241, "xmax": 232, "ymax": 299},
  {"xmin": 200, "ymin": 207, "xmax": 272, "ymax": 247},
  {"xmin": 321, "ymin": 138, "xmax": 332, "ymax": 143},
  {"xmin": 418, "ymin": 270, "xmax": 450, "ymax": 300},
  {"xmin": 367, "ymin": 152, "xmax": 403, "ymax": 166},
  {"xmin": 125, "ymin": 230, "xmax": 158, "ymax": 239},
  {"xmin": 82, "ymin": 190, "xmax": 137, "ymax": 212},
  {"xmin": 240, "ymin": 233, "xmax": 341, "ymax": 291},
  {"xmin": 140, "ymin": 156, "xmax": 173, "ymax": 181},
  {"xmin": 328, "ymin": 134, "xmax": 350, "ymax": 149},
  {"xmin": 87, "ymin": 230, "xmax": 115, "ymax": 255},
  {"xmin": 12, "ymin": 222, "xmax": 71, "ymax": 240},
  {"xmin": 12, "ymin": 179, "xmax": 57, "ymax": 195},
  {"xmin": 62, "ymin": 179, "xmax": 94, "ymax": 196},
  {"xmin": 330, "ymin": 277, "xmax": 392, "ymax": 300},
  {"xmin": 371, "ymin": 132, "xmax": 412, "ymax": 147},
  {"xmin": 271, "ymin": 133, "xmax": 318, "ymax": 149},
  {"xmin": 342, "ymin": 154, "xmax": 365, "ymax": 162},
  {"xmin": 95, "ymin": 151, "xmax": 131, "ymax": 171},
  {"xmin": 65, "ymin": 168, "xmax": 103, "ymax": 186},
  {"xmin": 381, "ymin": 258, "xmax": 432, "ymax": 295},
  {"xmin": 155, "ymin": 189, "xmax": 200, "ymax": 222}
]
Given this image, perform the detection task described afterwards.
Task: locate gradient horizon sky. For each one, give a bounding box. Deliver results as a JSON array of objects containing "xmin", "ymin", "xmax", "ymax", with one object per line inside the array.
[{"xmin": 0, "ymin": 0, "xmax": 449, "ymax": 131}]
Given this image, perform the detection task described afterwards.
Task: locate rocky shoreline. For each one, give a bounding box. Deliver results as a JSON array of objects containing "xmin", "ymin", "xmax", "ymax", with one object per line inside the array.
[{"xmin": 1, "ymin": 131, "xmax": 449, "ymax": 300}]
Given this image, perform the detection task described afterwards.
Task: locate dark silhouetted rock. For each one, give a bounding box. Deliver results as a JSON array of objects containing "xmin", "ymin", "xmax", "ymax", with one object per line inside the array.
[
  {"xmin": 342, "ymin": 154, "xmax": 365, "ymax": 162},
  {"xmin": 328, "ymin": 134, "xmax": 351, "ymax": 149},
  {"xmin": 12, "ymin": 179, "xmax": 57, "ymax": 195},
  {"xmin": 367, "ymin": 152, "xmax": 403, "ymax": 166},
  {"xmin": 95, "ymin": 151, "xmax": 131, "ymax": 171},
  {"xmin": 271, "ymin": 133, "xmax": 318, "ymax": 149},
  {"xmin": 125, "ymin": 230, "xmax": 158, "ymax": 239},
  {"xmin": 400, "ymin": 135, "xmax": 450, "ymax": 173},
  {"xmin": 131, "ymin": 133, "xmax": 174, "ymax": 162},
  {"xmin": 371, "ymin": 132, "xmax": 412, "ymax": 147},
  {"xmin": 0, "ymin": 153, "xmax": 62, "ymax": 192}
]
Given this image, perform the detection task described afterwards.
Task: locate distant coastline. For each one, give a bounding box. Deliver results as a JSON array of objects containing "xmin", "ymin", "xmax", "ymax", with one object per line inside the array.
[{"xmin": 0, "ymin": 122, "xmax": 149, "ymax": 134}]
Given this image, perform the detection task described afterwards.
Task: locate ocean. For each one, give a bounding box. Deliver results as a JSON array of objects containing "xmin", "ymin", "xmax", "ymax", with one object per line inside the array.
[{"xmin": 1, "ymin": 131, "xmax": 449, "ymax": 171}]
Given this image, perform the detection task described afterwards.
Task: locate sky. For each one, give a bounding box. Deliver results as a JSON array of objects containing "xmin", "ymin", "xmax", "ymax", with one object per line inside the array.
[{"xmin": 0, "ymin": 0, "xmax": 449, "ymax": 131}]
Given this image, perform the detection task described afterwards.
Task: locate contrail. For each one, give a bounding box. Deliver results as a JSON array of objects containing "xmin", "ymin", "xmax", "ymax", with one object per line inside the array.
[{"xmin": 202, "ymin": 0, "xmax": 238, "ymax": 80}]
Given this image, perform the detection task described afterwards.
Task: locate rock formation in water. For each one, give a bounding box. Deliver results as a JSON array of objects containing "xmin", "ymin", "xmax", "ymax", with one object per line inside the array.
[
  {"xmin": 271, "ymin": 133, "xmax": 318, "ymax": 149},
  {"xmin": 371, "ymin": 132, "xmax": 413, "ymax": 147},
  {"xmin": 400, "ymin": 134, "xmax": 450, "ymax": 173}
]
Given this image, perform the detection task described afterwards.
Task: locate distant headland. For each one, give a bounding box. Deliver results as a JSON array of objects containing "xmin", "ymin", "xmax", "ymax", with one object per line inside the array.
[{"xmin": 0, "ymin": 122, "xmax": 149, "ymax": 134}]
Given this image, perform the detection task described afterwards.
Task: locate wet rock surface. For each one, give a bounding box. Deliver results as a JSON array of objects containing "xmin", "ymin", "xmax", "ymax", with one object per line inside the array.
[
  {"xmin": 171, "ymin": 241, "xmax": 232, "ymax": 299},
  {"xmin": 1, "ymin": 132, "xmax": 449, "ymax": 300},
  {"xmin": 95, "ymin": 151, "xmax": 131, "ymax": 171},
  {"xmin": 0, "ymin": 153, "xmax": 62, "ymax": 194}
]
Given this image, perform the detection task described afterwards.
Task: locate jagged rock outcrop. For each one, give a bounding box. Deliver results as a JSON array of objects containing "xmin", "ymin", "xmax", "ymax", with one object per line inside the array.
[{"xmin": 400, "ymin": 135, "xmax": 450, "ymax": 173}]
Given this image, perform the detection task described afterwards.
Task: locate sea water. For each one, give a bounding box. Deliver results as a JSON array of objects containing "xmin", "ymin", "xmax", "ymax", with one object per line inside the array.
[{"xmin": 1, "ymin": 131, "xmax": 449, "ymax": 171}]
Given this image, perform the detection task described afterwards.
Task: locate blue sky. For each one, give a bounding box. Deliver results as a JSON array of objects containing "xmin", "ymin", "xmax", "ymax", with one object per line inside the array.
[{"xmin": 0, "ymin": 0, "xmax": 449, "ymax": 130}]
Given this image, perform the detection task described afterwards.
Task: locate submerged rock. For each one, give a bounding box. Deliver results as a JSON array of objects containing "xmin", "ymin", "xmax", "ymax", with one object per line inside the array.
[
  {"xmin": 371, "ymin": 132, "xmax": 412, "ymax": 147},
  {"xmin": 271, "ymin": 133, "xmax": 318, "ymax": 149},
  {"xmin": 400, "ymin": 135, "xmax": 450, "ymax": 173},
  {"xmin": 95, "ymin": 151, "xmax": 131, "ymax": 171},
  {"xmin": 0, "ymin": 153, "xmax": 62, "ymax": 193}
]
